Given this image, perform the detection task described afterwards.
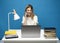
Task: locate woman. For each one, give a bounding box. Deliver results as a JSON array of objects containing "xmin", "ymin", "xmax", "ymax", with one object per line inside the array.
[
  {"xmin": 13, "ymin": 4, "xmax": 38, "ymax": 25},
  {"xmin": 22, "ymin": 4, "xmax": 38, "ymax": 25}
]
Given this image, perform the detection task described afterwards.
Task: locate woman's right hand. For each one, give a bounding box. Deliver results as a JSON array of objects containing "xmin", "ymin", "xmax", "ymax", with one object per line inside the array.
[
  {"xmin": 25, "ymin": 12, "xmax": 27, "ymax": 17},
  {"xmin": 24, "ymin": 12, "xmax": 28, "ymax": 20}
]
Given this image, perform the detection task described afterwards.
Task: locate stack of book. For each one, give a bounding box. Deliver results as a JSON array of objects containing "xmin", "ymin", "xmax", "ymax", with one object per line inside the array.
[
  {"xmin": 5, "ymin": 30, "xmax": 18, "ymax": 39},
  {"xmin": 44, "ymin": 27, "xmax": 56, "ymax": 39}
]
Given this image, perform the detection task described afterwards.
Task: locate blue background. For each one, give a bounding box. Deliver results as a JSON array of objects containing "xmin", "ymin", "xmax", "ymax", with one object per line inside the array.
[{"xmin": 0, "ymin": 0, "xmax": 60, "ymax": 40}]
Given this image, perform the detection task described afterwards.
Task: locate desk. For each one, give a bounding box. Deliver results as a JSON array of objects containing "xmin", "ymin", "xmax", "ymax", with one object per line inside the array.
[{"xmin": 2, "ymin": 29, "xmax": 59, "ymax": 43}]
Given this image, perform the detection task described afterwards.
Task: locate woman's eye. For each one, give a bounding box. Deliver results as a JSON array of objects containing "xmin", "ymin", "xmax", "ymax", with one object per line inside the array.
[{"xmin": 27, "ymin": 10, "xmax": 31, "ymax": 11}]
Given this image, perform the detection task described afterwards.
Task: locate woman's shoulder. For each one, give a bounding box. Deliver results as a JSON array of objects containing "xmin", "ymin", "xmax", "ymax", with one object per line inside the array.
[
  {"xmin": 34, "ymin": 15, "xmax": 38, "ymax": 18},
  {"xmin": 23, "ymin": 16, "xmax": 25, "ymax": 18}
]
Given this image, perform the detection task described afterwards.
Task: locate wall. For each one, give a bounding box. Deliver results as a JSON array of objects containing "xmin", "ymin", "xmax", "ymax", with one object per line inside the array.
[{"xmin": 0, "ymin": 0, "xmax": 60, "ymax": 40}]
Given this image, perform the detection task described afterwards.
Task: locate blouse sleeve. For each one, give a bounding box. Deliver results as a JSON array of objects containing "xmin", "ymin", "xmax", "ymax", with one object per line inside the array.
[
  {"xmin": 22, "ymin": 16, "xmax": 25, "ymax": 24},
  {"xmin": 33, "ymin": 15, "xmax": 38, "ymax": 24}
]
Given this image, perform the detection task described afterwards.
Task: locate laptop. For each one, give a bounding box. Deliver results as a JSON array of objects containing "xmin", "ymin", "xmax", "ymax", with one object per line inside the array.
[{"xmin": 21, "ymin": 25, "xmax": 40, "ymax": 38}]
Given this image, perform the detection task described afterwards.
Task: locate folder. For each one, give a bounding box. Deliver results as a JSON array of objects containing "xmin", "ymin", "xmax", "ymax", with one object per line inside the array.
[{"xmin": 5, "ymin": 30, "xmax": 16, "ymax": 35}]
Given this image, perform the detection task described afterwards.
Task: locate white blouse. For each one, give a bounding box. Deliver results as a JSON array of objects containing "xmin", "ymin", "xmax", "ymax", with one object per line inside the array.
[{"xmin": 22, "ymin": 15, "xmax": 38, "ymax": 25}]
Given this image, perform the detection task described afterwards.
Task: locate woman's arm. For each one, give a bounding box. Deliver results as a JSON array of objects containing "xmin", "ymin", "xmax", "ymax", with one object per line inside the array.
[
  {"xmin": 33, "ymin": 15, "xmax": 38, "ymax": 25},
  {"xmin": 22, "ymin": 12, "xmax": 28, "ymax": 25},
  {"xmin": 22, "ymin": 16, "xmax": 27, "ymax": 25}
]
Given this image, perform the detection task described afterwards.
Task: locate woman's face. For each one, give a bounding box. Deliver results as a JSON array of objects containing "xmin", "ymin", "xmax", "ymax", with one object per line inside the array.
[{"xmin": 26, "ymin": 7, "xmax": 32, "ymax": 15}]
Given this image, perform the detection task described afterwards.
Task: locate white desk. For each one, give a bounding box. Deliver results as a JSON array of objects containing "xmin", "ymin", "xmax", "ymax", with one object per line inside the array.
[{"xmin": 2, "ymin": 29, "xmax": 59, "ymax": 43}]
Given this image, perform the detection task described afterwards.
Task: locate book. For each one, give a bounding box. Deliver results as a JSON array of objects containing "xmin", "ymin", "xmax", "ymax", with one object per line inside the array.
[
  {"xmin": 44, "ymin": 27, "xmax": 56, "ymax": 38},
  {"xmin": 5, "ymin": 34, "xmax": 18, "ymax": 39}
]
